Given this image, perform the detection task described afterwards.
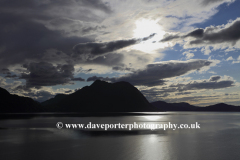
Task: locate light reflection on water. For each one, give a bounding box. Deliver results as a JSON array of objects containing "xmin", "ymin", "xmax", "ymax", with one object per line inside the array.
[{"xmin": 0, "ymin": 112, "xmax": 240, "ymax": 160}]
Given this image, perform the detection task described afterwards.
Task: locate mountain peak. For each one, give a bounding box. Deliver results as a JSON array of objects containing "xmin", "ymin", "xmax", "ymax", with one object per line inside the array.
[
  {"xmin": 44, "ymin": 80, "xmax": 157, "ymax": 112},
  {"xmin": 91, "ymin": 80, "xmax": 110, "ymax": 87}
]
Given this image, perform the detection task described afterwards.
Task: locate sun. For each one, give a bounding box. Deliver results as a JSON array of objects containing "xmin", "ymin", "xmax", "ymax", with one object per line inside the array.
[
  {"xmin": 132, "ymin": 19, "xmax": 168, "ymax": 53},
  {"xmin": 134, "ymin": 19, "xmax": 163, "ymax": 38}
]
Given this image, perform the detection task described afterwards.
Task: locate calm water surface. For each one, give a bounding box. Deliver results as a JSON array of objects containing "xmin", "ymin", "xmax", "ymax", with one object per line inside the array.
[{"xmin": 1, "ymin": 112, "xmax": 240, "ymax": 160}]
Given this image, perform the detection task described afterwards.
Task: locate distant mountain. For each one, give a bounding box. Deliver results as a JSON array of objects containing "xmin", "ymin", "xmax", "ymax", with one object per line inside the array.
[
  {"xmin": 0, "ymin": 87, "xmax": 41, "ymax": 113},
  {"xmin": 198, "ymin": 103, "xmax": 240, "ymax": 112},
  {"xmin": 151, "ymin": 101, "xmax": 198, "ymax": 111},
  {"xmin": 41, "ymin": 94, "xmax": 67, "ymax": 106},
  {"xmin": 151, "ymin": 101, "xmax": 240, "ymax": 112},
  {"xmin": 43, "ymin": 80, "xmax": 158, "ymax": 112}
]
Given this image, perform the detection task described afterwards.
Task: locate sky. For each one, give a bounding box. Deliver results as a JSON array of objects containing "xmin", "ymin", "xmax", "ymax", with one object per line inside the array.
[{"xmin": 0, "ymin": 0, "xmax": 240, "ymax": 106}]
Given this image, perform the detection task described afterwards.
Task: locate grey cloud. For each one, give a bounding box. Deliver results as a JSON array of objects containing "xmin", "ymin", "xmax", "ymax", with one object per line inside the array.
[
  {"xmin": 161, "ymin": 19, "xmax": 240, "ymax": 45},
  {"xmin": 71, "ymin": 77, "xmax": 85, "ymax": 81},
  {"xmin": 65, "ymin": 90, "xmax": 73, "ymax": 93},
  {"xmin": 140, "ymin": 76, "xmax": 235, "ymax": 102},
  {"xmin": 72, "ymin": 34, "xmax": 156, "ymax": 60},
  {"xmin": 175, "ymin": 80, "xmax": 234, "ymax": 91},
  {"xmin": 190, "ymin": 20, "xmax": 240, "ymax": 45},
  {"xmin": 185, "ymin": 29, "xmax": 204, "ymax": 38},
  {"xmin": 112, "ymin": 66, "xmax": 134, "ymax": 71},
  {"xmin": 0, "ymin": 68, "xmax": 10, "ymax": 74},
  {"xmin": 87, "ymin": 76, "xmax": 112, "ymax": 82},
  {"xmin": 72, "ymin": 39, "xmax": 137, "ymax": 60},
  {"xmin": 0, "ymin": 12, "xmax": 88, "ymax": 69},
  {"xmin": 87, "ymin": 60, "xmax": 212, "ymax": 86},
  {"xmin": 5, "ymin": 74, "xmax": 18, "ymax": 78},
  {"xmin": 45, "ymin": 17, "xmax": 106, "ymax": 37},
  {"xmin": 160, "ymin": 34, "xmax": 180, "ymax": 42},
  {"xmin": 0, "ymin": 0, "xmax": 111, "ymax": 15},
  {"xmin": 170, "ymin": 76, "xmax": 235, "ymax": 91},
  {"xmin": 112, "ymin": 60, "xmax": 211, "ymax": 86},
  {"xmin": 75, "ymin": 0, "xmax": 112, "ymax": 13},
  {"xmin": 142, "ymin": 33, "xmax": 156, "ymax": 41},
  {"xmin": 76, "ymin": 68, "xmax": 94, "ymax": 73},
  {"xmin": 19, "ymin": 62, "xmax": 75, "ymax": 88},
  {"xmin": 81, "ymin": 52, "xmax": 124, "ymax": 66},
  {"xmin": 160, "ymin": 28, "xmax": 204, "ymax": 42},
  {"xmin": 209, "ymin": 75, "xmax": 221, "ymax": 81},
  {"xmin": 175, "ymin": 91, "xmax": 196, "ymax": 95},
  {"xmin": 0, "ymin": 0, "xmax": 112, "ymax": 69}
]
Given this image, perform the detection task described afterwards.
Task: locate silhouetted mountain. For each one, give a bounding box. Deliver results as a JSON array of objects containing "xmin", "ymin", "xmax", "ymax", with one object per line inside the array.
[
  {"xmin": 1, "ymin": 81, "xmax": 239, "ymax": 113},
  {"xmin": 197, "ymin": 103, "xmax": 240, "ymax": 111},
  {"xmin": 0, "ymin": 87, "xmax": 41, "ymax": 113},
  {"xmin": 151, "ymin": 101, "xmax": 240, "ymax": 112},
  {"xmin": 44, "ymin": 80, "xmax": 158, "ymax": 112},
  {"xmin": 41, "ymin": 94, "xmax": 67, "ymax": 106},
  {"xmin": 151, "ymin": 101, "xmax": 198, "ymax": 111}
]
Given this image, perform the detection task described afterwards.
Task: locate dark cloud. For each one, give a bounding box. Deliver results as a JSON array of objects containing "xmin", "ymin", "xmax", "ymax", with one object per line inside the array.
[
  {"xmin": 140, "ymin": 76, "xmax": 235, "ymax": 102},
  {"xmin": 160, "ymin": 34, "xmax": 180, "ymax": 42},
  {"xmin": 0, "ymin": 68, "xmax": 11, "ymax": 74},
  {"xmin": 72, "ymin": 34, "xmax": 156, "ymax": 60},
  {"xmin": 5, "ymin": 74, "xmax": 18, "ymax": 78},
  {"xmin": 160, "ymin": 28, "xmax": 204, "ymax": 42},
  {"xmin": 0, "ymin": 0, "xmax": 111, "ymax": 15},
  {"xmin": 19, "ymin": 62, "xmax": 75, "ymax": 88},
  {"xmin": 175, "ymin": 91, "xmax": 196, "ymax": 95},
  {"xmin": 75, "ymin": 0, "xmax": 112, "ymax": 13},
  {"xmin": 112, "ymin": 60, "xmax": 211, "ymax": 86},
  {"xmin": 185, "ymin": 29, "xmax": 204, "ymax": 38},
  {"xmin": 71, "ymin": 77, "xmax": 85, "ymax": 81},
  {"xmin": 81, "ymin": 53, "xmax": 125, "ymax": 66},
  {"xmin": 0, "ymin": 0, "xmax": 113, "ymax": 69},
  {"xmin": 190, "ymin": 20, "xmax": 240, "ymax": 45},
  {"xmin": 160, "ymin": 19, "xmax": 240, "ymax": 45},
  {"xmin": 0, "ymin": 12, "xmax": 88, "ymax": 69},
  {"xmin": 65, "ymin": 90, "xmax": 73, "ymax": 93},
  {"xmin": 209, "ymin": 75, "xmax": 221, "ymax": 81},
  {"xmin": 173, "ymin": 80, "xmax": 234, "ymax": 91},
  {"xmin": 112, "ymin": 66, "xmax": 134, "ymax": 71},
  {"xmin": 170, "ymin": 76, "xmax": 234, "ymax": 91},
  {"xmin": 142, "ymin": 33, "xmax": 156, "ymax": 41},
  {"xmin": 87, "ymin": 60, "xmax": 212, "ymax": 86},
  {"xmin": 87, "ymin": 76, "xmax": 113, "ymax": 82}
]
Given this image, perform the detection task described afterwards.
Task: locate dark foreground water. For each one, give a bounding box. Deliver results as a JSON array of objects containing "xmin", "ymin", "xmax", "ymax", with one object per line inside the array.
[{"xmin": 1, "ymin": 112, "xmax": 240, "ymax": 160}]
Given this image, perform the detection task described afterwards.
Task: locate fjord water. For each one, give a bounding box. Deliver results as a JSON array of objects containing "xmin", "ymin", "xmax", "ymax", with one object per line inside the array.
[{"xmin": 1, "ymin": 112, "xmax": 240, "ymax": 160}]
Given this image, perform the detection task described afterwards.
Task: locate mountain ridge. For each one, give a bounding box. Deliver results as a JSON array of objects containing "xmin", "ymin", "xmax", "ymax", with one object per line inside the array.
[
  {"xmin": 0, "ymin": 80, "xmax": 239, "ymax": 113},
  {"xmin": 43, "ymin": 80, "xmax": 158, "ymax": 112},
  {"xmin": 151, "ymin": 101, "xmax": 240, "ymax": 111}
]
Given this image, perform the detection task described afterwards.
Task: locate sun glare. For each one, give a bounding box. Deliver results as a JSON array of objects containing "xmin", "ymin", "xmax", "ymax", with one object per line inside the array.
[{"xmin": 133, "ymin": 19, "xmax": 168, "ymax": 53}]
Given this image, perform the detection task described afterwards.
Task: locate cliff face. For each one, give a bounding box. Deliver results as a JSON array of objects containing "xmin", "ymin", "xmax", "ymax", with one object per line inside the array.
[{"xmin": 44, "ymin": 80, "xmax": 158, "ymax": 112}]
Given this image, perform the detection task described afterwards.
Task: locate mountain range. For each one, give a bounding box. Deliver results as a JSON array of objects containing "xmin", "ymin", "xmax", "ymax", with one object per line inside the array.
[
  {"xmin": 151, "ymin": 101, "xmax": 240, "ymax": 112},
  {"xmin": 0, "ymin": 80, "xmax": 239, "ymax": 113}
]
